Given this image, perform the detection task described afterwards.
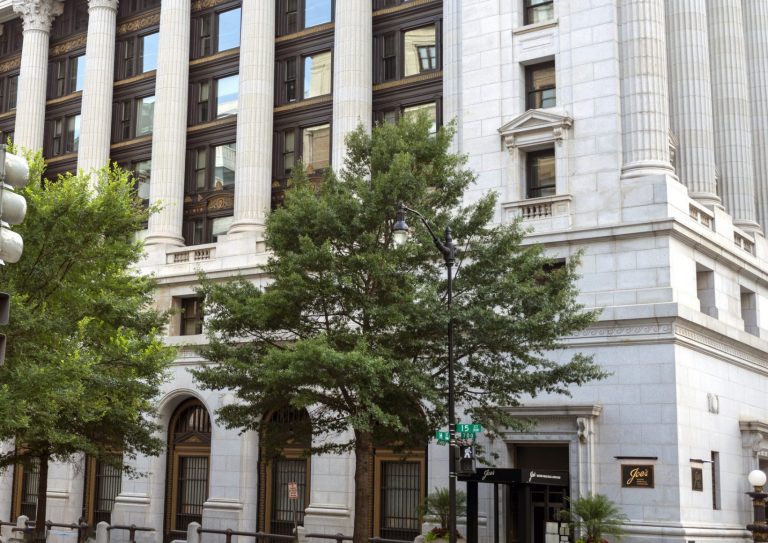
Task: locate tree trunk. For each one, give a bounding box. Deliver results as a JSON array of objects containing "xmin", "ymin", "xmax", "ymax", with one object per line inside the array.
[
  {"xmin": 352, "ymin": 431, "xmax": 373, "ymax": 543},
  {"xmin": 33, "ymin": 453, "xmax": 49, "ymax": 543}
]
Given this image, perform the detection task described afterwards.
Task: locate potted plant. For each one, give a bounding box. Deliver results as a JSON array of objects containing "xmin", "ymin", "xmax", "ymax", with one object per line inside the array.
[
  {"xmin": 560, "ymin": 493, "xmax": 627, "ymax": 543},
  {"xmin": 420, "ymin": 488, "xmax": 467, "ymax": 542}
]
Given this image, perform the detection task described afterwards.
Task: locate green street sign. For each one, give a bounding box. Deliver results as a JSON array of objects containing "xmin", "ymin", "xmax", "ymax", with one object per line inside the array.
[
  {"xmin": 436, "ymin": 430, "xmax": 450, "ymax": 441},
  {"xmin": 435, "ymin": 430, "xmax": 477, "ymax": 441},
  {"xmin": 457, "ymin": 423, "xmax": 483, "ymax": 433}
]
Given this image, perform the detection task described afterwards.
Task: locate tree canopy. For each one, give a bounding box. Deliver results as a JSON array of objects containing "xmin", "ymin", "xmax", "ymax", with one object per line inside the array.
[
  {"xmin": 193, "ymin": 114, "xmax": 605, "ymax": 543},
  {"xmin": 0, "ymin": 156, "xmax": 174, "ymax": 533}
]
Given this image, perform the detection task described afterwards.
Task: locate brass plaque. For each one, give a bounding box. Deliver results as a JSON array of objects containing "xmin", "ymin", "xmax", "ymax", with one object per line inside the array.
[{"xmin": 621, "ymin": 464, "xmax": 654, "ymax": 488}]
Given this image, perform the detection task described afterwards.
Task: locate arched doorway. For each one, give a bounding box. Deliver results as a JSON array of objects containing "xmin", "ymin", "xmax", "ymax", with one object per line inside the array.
[
  {"xmin": 164, "ymin": 399, "xmax": 212, "ymax": 543},
  {"xmin": 259, "ymin": 406, "xmax": 312, "ymax": 535}
]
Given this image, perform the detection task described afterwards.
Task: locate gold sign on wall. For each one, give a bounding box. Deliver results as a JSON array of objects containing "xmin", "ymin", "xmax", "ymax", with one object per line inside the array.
[{"xmin": 621, "ymin": 465, "xmax": 654, "ymax": 488}]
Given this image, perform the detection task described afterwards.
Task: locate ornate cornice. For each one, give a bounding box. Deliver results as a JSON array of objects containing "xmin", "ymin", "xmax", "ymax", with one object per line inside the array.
[
  {"xmin": 12, "ymin": 0, "xmax": 65, "ymax": 33},
  {"xmin": 192, "ymin": 0, "xmax": 229, "ymax": 12},
  {"xmin": 116, "ymin": 10, "xmax": 160, "ymax": 36},
  {"xmin": 50, "ymin": 34, "xmax": 87, "ymax": 57},
  {"xmin": 0, "ymin": 55, "xmax": 21, "ymax": 75}
]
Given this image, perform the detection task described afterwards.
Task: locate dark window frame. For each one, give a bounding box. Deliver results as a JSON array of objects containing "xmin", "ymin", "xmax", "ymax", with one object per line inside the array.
[
  {"xmin": 115, "ymin": 30, "xmax": 160, "ymax": 81},
  {"xmin": 48, "ymin": 53, "xmax": 85, "ymax": 99},
  {"xmin": 188, "ymin": 71, "xmax": 239, "ymax": 125},
  {"xmin": 0, "ymin": 18, "xmax": 23, "ymax": 57},
  {"xmin": 525, "ymin": 148, "xmax": 556, "ymax": 199},
  {"xmin": 180, "ymin": 298, "xmax": 204, "ymax": 336},
  {"xmin": 117, "ymin": 0, "xmax": 161, "ymax": 19},
  {"xmin": 50, "ymin": 0, "xmax": 89, "ymax": 40},
  {"xmin": 275, "ymin": 48, "xmax": 333, "ymax": 105},
  {"xmin": 374, "ymin": 99, "xmax": 442, "ymax": 132},
  {"xmin": 276, "ymin": 0, "xmax": 335, "ymax": 37},
  {"xmin": 525, "ymin": 61, "xmax": 556, "ymax": 110},
  {"xmin": 0, "ymin": 72, "xmax": 19, "ymax": 113},
  {"xmin": 523, "ymin": 0, "xmax": 555, "ymax": 26},
  {"xmin": 111, "ymin": 93, "xmax": 155, "ymax": 142},
  {"xmin": 82, "ymin": 456, "xmax": 123, "ymax": 531},
  {"xmin": 273, "ymin": 122, "xmax": 331, "ymax": 182},
  {"xmin": 11, "ymin": 457, "xmax": 40, "ymax": 521},
  {"xmin": 372, "ymin": 450, "xmax": 426, "ymax": 541},
  {"xmin": 373, "ymin": 18, "xmax": 441, "ymax": 85},
  {"xmin": 44, "ymin": 113, "xmax": 81, "ymax": 157},
  {"xmin": 190, "ymin": 2, "xmax": 242, "ymax": 60}
]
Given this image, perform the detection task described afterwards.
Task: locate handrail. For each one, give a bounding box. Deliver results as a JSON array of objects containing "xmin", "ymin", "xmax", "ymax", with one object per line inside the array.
[
  {"xmin": 108, "ymin": 524, "xmax": 156, "ymax": 543},
  {"xmin": 197, "ymin": 527, "xmax": 296, "ymax": 543}
]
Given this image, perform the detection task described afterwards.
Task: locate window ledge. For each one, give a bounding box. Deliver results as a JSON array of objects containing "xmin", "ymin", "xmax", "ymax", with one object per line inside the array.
[
  {"xmin": 513, "ymin": 19, "xmax": 558, "ymax": 36},
  {"xmin": 502, "ymin": 193, "xmax": 572, "ymax": 224},
  {"xmin": 167, "ymin": 244, "xmax": 217, "ymax": 264}
]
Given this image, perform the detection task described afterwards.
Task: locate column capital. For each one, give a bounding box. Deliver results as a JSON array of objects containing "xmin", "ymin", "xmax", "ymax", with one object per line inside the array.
[
  {"xmin": 12, "ymin": 0, "xmax": 64, "ymax": 33},
  {"xmin": 88, "ymin": 0, "xmax": 119, "ymax": 10}
]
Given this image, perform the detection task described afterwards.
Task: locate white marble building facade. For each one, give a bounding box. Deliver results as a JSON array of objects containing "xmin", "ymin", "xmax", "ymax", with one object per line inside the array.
[{"xmin": 0, "ymin": 0, "xmax": 767, "ymax": 542}]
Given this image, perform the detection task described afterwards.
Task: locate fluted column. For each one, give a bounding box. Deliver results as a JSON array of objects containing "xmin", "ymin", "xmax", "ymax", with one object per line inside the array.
[
  {"xmin": 229, "ymin": 0, "xmax": 274, "ymax": 235},
  {"xmin": 12, "ymin": 0, "xmax": 64, "ymax": 153},
  {"xmin": 665, "ymin": 0, "xmax": 719, "ymax": 205},
  {"xmin": 708, "ymin": 0, "xmax": 759, "ymax": 231},
  {"xmin": 331, "ymin": 0, "xmax": 372, "ymax": 171},
  {"xmin": 619, "ymin": 0, "xmax": 674, "ymax": 178},
  {"xmin": 743, "ymin": 0, "xmax": 768, "ymax": 233},
  {"xmin": 78, "ymin": 0, "xmax": 119, "ymax": 175},
  {"xmin": 146, "ymin": 0, "xmax": 189, "ymax": 247}
]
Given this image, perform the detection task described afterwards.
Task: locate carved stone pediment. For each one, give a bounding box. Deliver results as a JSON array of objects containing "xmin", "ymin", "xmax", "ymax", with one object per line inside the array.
[{"xmin": 498, "ymin": 108, "xmax": 573, "ymax": 150}]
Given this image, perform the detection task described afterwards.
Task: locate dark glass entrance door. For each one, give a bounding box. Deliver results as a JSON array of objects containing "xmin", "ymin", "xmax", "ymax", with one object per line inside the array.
[{"xmin": 508, "ymin": 484, "xmax": 568, "ymax": 543}]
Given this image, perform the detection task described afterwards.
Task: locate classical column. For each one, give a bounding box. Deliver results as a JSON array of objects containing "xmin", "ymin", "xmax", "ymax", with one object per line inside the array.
[
  {"xmin": 707, "ymin": 0, "xmax": 759, "ymax": 231},
  {"xmin": 665, "ymin": 0, "xmax": 718, "ymax": 205},
  {"xmin": 12, "ymin": 0, "xmax": 64, "ymax": 153},
  {"xmin": 743, "ymin": 0, "xmax": 768, "ymax": 233},
  {"xmin": 331, "ymin": 0, "xmax": 372, "ymax": 171},
  {"xmin": 78, "ymin": 0, "xmax": 119, "ymax": 175},
  {"xmin": 145, "ymin": 0, "xmax": 190, "ymax": 247},
  {"xmin": 618, "ymin": 0, "xmax": 674, "ymax": 178},
  {"xmin": 228, "ymin": 0, "xmax": 274, "ymax": 235}
]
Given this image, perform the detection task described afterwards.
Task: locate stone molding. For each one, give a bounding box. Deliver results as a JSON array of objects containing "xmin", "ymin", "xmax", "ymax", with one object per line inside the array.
[
  {"xmin": 116, "ymin": 11, "xmax": 161, "ymax": 36},
  {"xmin": 498, "ymin": 108, "xmax": 573, "ymax": 150},
  {"xmin": 12, "ymin": 0, "xmax": 64, "ymax": 32},
  {"xmin": 87, "ymin": 0, "xmax": 118, "ymax": 10},
  {"xmin": 0, "ymin": 55, "xmax": 20, "ymax": 75},
  {"xmin": 50, "ymin": 34, "xmax": 87, "ymax": 57}
]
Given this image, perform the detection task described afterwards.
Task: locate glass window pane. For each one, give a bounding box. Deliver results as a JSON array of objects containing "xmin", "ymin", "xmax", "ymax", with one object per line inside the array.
[
  {"xmin": 404, "ymin": 26, "xmax": 436, "ymax": 77},
  {"xmin": 217, "ymin": 8, "xmax": 241, "ymax": 51},
  {"xmin": 136, "ymin": 95, "xmax": 155, "ymax": 136},
  {"xmin": 304, "ymin": 0, "xmax": 332, "ymax": 28},
  {"xmin": 211, "ymin": 216, "xmax": 234, "ymax": 242},
  {"xmin": 303, "ymin": 51, "xmax": 332, "ymax": 99},
  {"xmin": 141, "ymin": 32, "xmax": 159, "ymax": 72},
  {"xmin": 73, "ymin": 55, "xmax": 85, "ymax": 92},
  {"xmin": 216, "ymin": 75, "xmax": 238, "ymax": 118},
  {"xmin": 212, "ymin": 143, "xmax": 236, "ymax": 189},
  {"xmin": 134, "ymin": 160, "xmax": 151, "ymax": 202},
  {"xmin": 302, "ymin": 124, "xmax": 330, "ymax": 174},
  {"xmin": 68, "ymin": 115, "xmax": 81, "ymax": 152},
  {"xmin": 403, "ymin": 102, "xmax": 437, "ymax": 135}
]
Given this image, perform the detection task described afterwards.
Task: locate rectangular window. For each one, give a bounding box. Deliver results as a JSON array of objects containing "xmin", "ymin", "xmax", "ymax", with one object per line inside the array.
[
  {"xmin": 195, "ymin": 148, "xmax": 207, "ymax": 191},
  {"xmin": 711, "ymin": 451, "xmax": 720, "ymax": 510},
  {"xmin": 279, "ymin": 0, "xmax": 332, "ymax": 35},
  {"xmin": 403, "ymin": 103, "xmax": 437, "ymax": 135},
  {"xmin": 119, "ymin": 100, "xmax": 132, "ymax": 140},
  {"xmin": 696, "ymin": 266, "xmax": 717, "ymax": 318},
  {"xmin": 140, "ymin": 32, "xmax": 159, "ymax": 72},
  {"xmin": 302, "ymin": 124, "xmax": 330, "ymax": 174},
  {"xmin": 199, "ymin": 16, "xmax": 212, "ymax": 57},
  {"xmin": 136, "ymin": 96, "xmax": 155, "ymax": 136},
  {"xmin": 217, "ymin": 8, "xmax": 241, "ymax": 52},
  {"xmin": 285, "ymin": 0, "xmax": 298, "ymax": 33},
  {"xmin": 133, "ymin": 159, "xmax": 151, "ymax": 205},
  {"xmin": 211, "ymin": 216, "xmax": 234, "ymax": 243},
  {"xmin": 304, "ymin": 0, "xmax": 332, "ymax": 28},
  {"xmin": 382, "ymin": 33, "xmax": 397, "ymax": 81},
  {"xmin": 181, "ymin": 298, "xmax": 204, "ymax": 336},
  {"xmin": 303, "ymin": 51, "xmax": 332, "ymax": 99},
  {"xmin": 380, "ymin": 461, "xmax": 420, "ymax": 540},
  {"xmin": 7, "ymin": 75, "xmax": 18, "ymax": 111},
  {"xmin": 269, "ymin": 459, "xmax": 308, "ymax": 535},
  {"xmin": 55, "ymin": 59, "xmax": 66, "ymax": 96},
  {"xmin": 72, "ymin": 54, "xmax": 85, "ymax": 92},
  {"xmin": 216, "ymin": 75, "xmax": 239, "ymax": 118},
  {"xmin": 66, "ymin": 115, "xmax": 81, "ymax": 153},
  {"xmin": 403, "ymin": 26, "xmax": 436, "ymax": 77},
  {"xmin": 741, "ymin": 287, "xmax": 759, "ymax": 336},
  {"xmin": 526, "ymin": 149, "xmax": 555, "ymax": 198},
  {"xmin": 198, "ymin": 82, "xmax": 210, "ymax": 123},
  {"xmin": 52, "ymin": 119, "xmax": 63, "ymax": 155},
  {"xmin": 526, "ymin": 62, "xmax": 556, "ymax": 109},
  {"xmin": 84, "ymin": 457, "xmax": 123, "ymax": 528},
  {"xmin": 285, "ymin": 59, "xmax": 297, "ymax": 102},
  {"xmin": 175, "ymin": 455, "xmax": 208, "ymax": 527},
  {"xmin": 283, "ymin": 131, "xmax": 296, "ymax": 176},
  {"xmin": 12, "ymin": 458, "xmax": 40, "ymax": 521},
  {"xmin": 122, "ymin": 39, "xmax": 135, "ymax": 78},
  {"xmin": 524, "ymin": 0, "xmax": 554, "ymax": 25},
  {"xmin": 212, "ymin": 143, "xmax": 236, "ymax": 189}
]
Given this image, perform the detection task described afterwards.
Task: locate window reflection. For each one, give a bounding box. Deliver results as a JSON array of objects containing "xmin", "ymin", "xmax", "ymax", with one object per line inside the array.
[
  {"xmin": 217, "ymin": 8, "xmax": 241, "ymax": 51},
  {"xmin": 403, "ymin": 103, "xmax": 437, "ymax": 135},
  {"xmin": 213, "ymin": 143, "xmax": 236, "ymax": 189},
  {"xmin": 134, "ymin": 159, "xmax": 151, "ymax": 203},
  {"xmin": 404, "ymin": 26, "xmax": 436, "ymax": 77},
  {"xmin": 302, "ymin": 124, "xmax": 330, "ymax": 174},
  {"xmin": 305, "ymin": 0, "xmax": 332, "ymax": 28},
  {"xmin": 74, "ymin": 55, "xmax": 85, "ymax": 92},
  {"xmin": 216, "ymin": 75, "xmax": 238, "ymax": 118},
  {"xmin": 67, "ymin": 114, "xmax": 81, "ymax": 153},
  {"xmin": 136, "ymin": 96, "xmax": 155, "ymax": 136},
  {"xmin": 141, "ymin": 32, "xmax": 159, "ymax": 72},
  {"xmin": 303, "ymin": 51, "xmax": 332, "ymax": 99}
]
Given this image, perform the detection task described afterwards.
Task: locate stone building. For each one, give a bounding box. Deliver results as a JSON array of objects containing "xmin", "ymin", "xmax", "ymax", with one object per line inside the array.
[{"xmin": 0, "ymin": 1, "xmax": 767, "ymax": 542}]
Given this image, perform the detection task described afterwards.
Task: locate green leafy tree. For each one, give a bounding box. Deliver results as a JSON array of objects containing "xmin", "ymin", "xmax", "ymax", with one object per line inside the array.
[
  {"xmin": 193, "ymin": 115, "xmax": 605, "ymax": 543},
  {"xmin": 563, "ymin": 493, "xmax": 628, "ymax": 543},
  {"xmin": 0, "ymin": 155, "xmax": 174, "ymax": 540}
]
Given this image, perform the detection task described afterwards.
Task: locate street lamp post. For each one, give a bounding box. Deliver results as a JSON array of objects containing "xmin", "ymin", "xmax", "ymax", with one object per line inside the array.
[
  {"xmin": 392, "ymin": 202, "xmax": 458, "ymax": 543},
  {"xmin": 747, "ymin": 470, "xmax": 768, "ymax": 542}
]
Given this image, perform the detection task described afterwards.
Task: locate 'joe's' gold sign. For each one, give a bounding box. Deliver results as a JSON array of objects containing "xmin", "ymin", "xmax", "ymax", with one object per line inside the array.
[{"xmin": 621, "ymin": 464, "xmax": 654, "ymax": 488}]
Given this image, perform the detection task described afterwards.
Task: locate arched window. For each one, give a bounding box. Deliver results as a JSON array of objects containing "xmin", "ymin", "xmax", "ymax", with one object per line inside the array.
[
  {"xmin": 164, "ymin": 399, "xmax": 211, "ymax": 543},
  {"xmin": 259, "ymin": 407, "xmax": 312, "ymax": 535}
]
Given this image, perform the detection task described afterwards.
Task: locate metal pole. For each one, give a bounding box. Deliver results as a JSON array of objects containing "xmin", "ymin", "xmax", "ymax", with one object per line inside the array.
[{"xmin": 446, "ymin": 226, "xmax": 456, "ymax": 543}]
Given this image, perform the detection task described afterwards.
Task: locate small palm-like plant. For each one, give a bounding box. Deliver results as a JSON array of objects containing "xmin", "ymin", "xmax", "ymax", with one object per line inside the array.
[
  {"xmin": 562, "ymin": 493, "xmax": 627, "ymax": 543},
  {"xmin": 420, "ymin": 488, "xmax": 467, "ymax": 540}
]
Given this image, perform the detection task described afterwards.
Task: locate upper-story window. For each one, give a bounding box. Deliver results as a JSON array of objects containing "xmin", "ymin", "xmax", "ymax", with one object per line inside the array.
[
  {"xmin": 183, "ymin": 143, "xmax": 236, "ymax": 245},
  {"xmin": 132, "ymin": 159, "xmax": 151, "ymax": 206},
  {"xmin": 48, "ymin": 54, "xmax": 85, "ymax": 98},
  {"xmin": 117, "ymin": 0, "xmax": 161, "ymax": 18},
  {"xmin": 190, "ymin": 74, "xmax": 239, "ymax": 124},
  {"xmin": 113, "ymin": 95, "xmax": 155, "ymax": 141},
  {"xmin": 376, "ymin": 102, "xmax": 439, "ymax": 135},
  {"xmin": 0, "ymin": 74, "xmax": 18, "ymax": 113},
  {"xmin": 115, "ymin": 32, "xmax": 159, "ymax": 80},
  {"xmin": 46, "ymin": 114, "xmax": 81, "ymax": 156},
  {"xmin": 526, "ymin": 149, "xmax": 555, "ymax": 198},
  {"xmin": 374, "ymin": 0, "xmax": 414, "ymax": 8},
  {"xmin": 525, "ymin": 62, "xmax": 555, "ymax": 109},
  {"xmin": 277, "ymin": 0, "xmax": 333, "ymax": 36},
  {"xmin": 180, "ymin": 297, "xmax": 204, "ymax": 336},
  {"xmin": 277, "ymin": 50, "xmax": 332, "ymax": 104},
  {"xmin": 0, "ymin": 18, "xmax": 23, "ymax": 58},
  {"xmin": 50, "ymin": 0, "xmax": 88, "ymax": 40},
  {"xmin": 191, "ymin": 7, "xmax": 241, "ymax": 59},
  {"xmin": 277, "ymin": 123, "xmax": 330, "ymax": 179},
  {"xmin": 375, "ymin": 25, "xmax": 438, "ymax": 83},
  {"xmin": 523, "ymin": 0, "xmax": 554, "ymax": 25}
]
